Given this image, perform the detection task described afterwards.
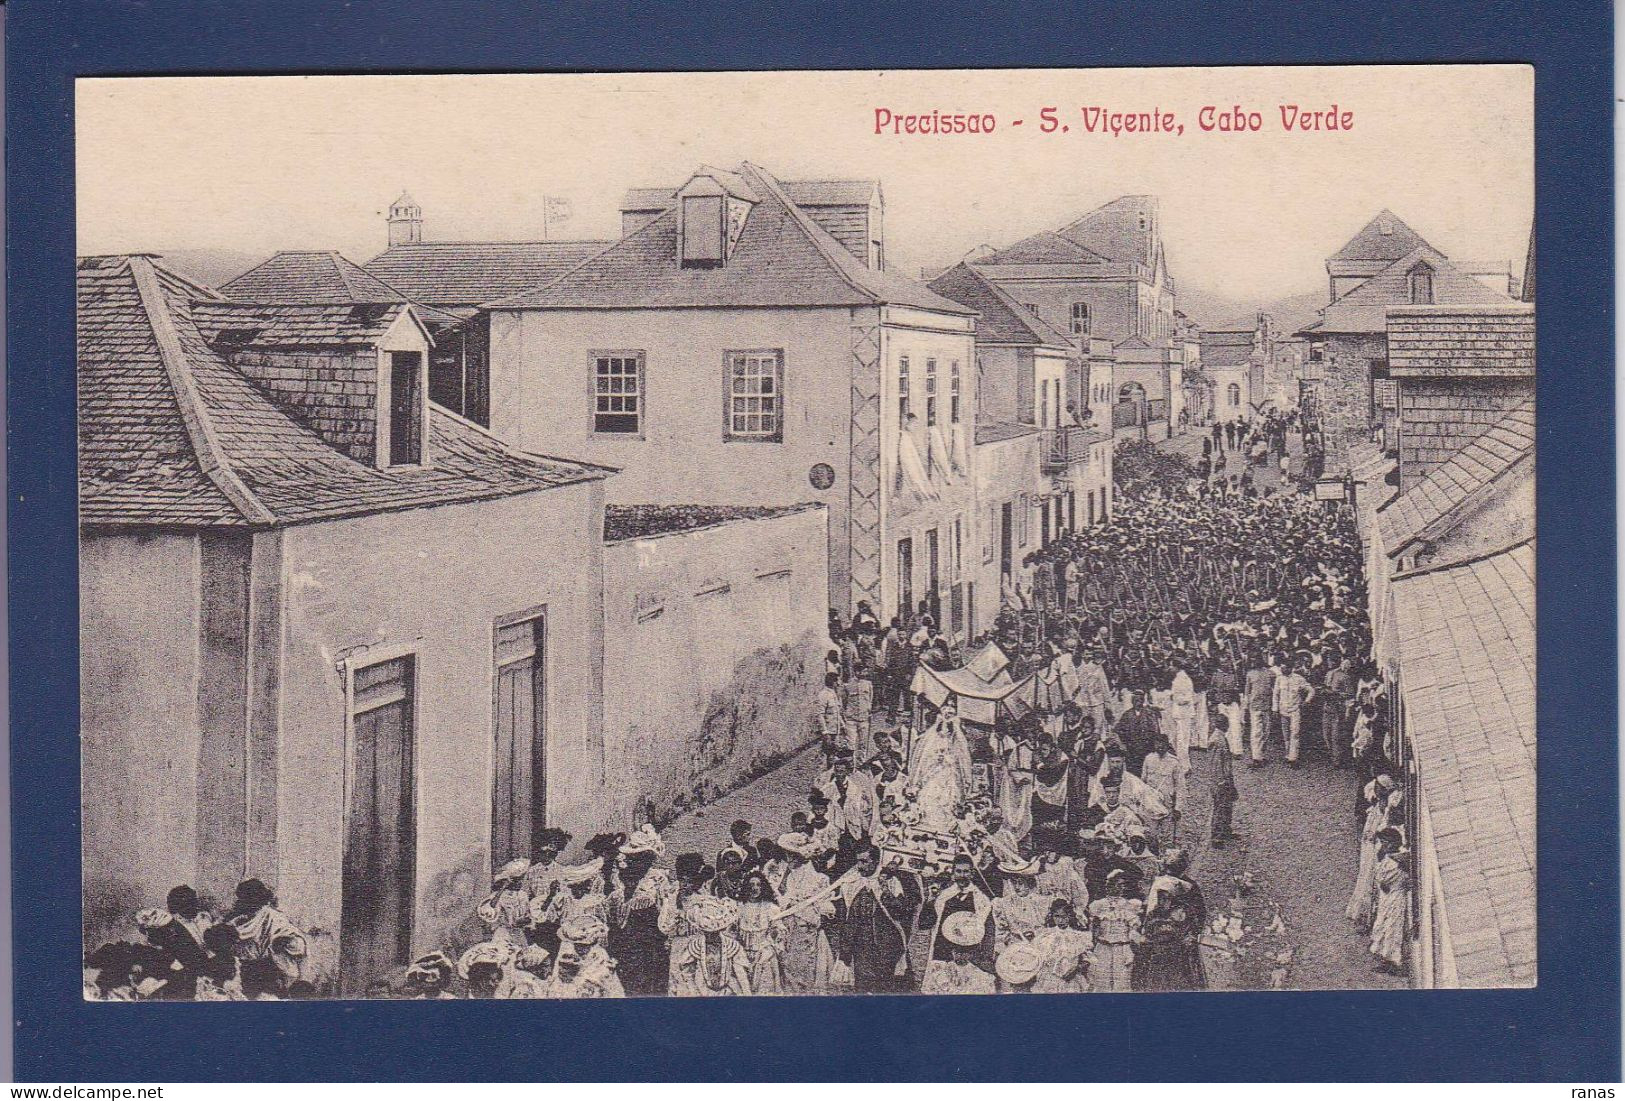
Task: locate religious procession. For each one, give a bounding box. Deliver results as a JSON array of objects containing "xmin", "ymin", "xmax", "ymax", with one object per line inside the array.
[{"xmin": 83, "ymin": 409, "xmax": 1413, "ymax": 1001}]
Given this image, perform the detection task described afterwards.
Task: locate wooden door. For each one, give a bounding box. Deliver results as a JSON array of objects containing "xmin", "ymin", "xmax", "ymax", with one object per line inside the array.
[
  {"xmin": 389, "ymin": 352, "xmax": 423, "ymax": 465},
  {"xmin": 491, "ymin": 613, "xmax": 547, "ymax": 866},
  {"xmin": 340, "ymin": 655, "xmax": 416, "ymax": 994},
  {"xmin": 925, "ymin": 528, "xmax": 941, "ymax": 625},
  {"xmin": 897, "ymin": 538, "xmax": 914, "ymax": 621}
]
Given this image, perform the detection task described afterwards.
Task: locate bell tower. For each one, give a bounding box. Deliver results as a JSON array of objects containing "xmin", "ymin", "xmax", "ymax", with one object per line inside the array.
[{"xmin": 387, "ymin": 191, "xmax": 422, "ymax": 247}]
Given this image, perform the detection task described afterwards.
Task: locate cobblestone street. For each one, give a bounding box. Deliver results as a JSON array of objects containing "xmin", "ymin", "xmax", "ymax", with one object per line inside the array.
[{"xmin": 663, "ymin": 732, "xmax": 1402, "ymax": 991}]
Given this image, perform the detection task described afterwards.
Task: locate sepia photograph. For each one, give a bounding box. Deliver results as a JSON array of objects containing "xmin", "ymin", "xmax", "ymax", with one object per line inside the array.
[{"xmin": 74, "ymin": 65, "xmax": 1534, "ymax": 1002}]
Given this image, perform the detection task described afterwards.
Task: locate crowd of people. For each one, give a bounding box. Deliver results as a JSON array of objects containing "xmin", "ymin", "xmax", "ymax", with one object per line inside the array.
[{"xmin": 86, "ymin": 413, "xmax": 1415, "ymax": 1000}]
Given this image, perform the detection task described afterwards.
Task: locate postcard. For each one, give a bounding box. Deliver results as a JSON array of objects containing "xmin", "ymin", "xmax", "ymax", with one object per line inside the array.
[{"xmin": 74, "ymin": 65, "xmax": 1533, "ymax": 1001}]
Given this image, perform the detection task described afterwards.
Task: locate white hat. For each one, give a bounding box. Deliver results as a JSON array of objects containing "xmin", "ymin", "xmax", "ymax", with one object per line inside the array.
[
  {"xmin": 457, "ymin": 940, "xmax": 515, "ymax": 979},
  {"xmin": 558, "ymin": 913, "xmax": 610, "ymax": 946},
  {"xmin": 995, "ymin": 942, "xmax": 1043, "ymax": 986},
  {"xmin": 619, "ymin": 824, "xmax": 666, "ymax": 857},
  {"xmin": 686, "ymin": 894, "xmax": 741, "ymax": 934},
  {"xmin": 997, "ymin": 856, "xmax": 1042, "ymax": 877},
  {"xmin": 559, "ymin": 857, "xmax": 604, "ymax": 886},
  {"xmin": 941, "ymin": 910, "xmax": 986, "ymax": 948},
  {"xmin": 493, "ymin": 858, "xmax": 531, "ymax": 884},
  {"xmin": 776, "ymin": 832, "xmax": 816, "ymax": 858}
]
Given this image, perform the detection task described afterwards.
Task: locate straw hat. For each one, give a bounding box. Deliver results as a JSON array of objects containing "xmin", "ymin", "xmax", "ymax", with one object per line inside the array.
[
  {"xmin": 620, "ymin": 824, "xmax": 666, "ymax": 857},
  {"xmin": 776, "ymin": 832, "xmax": 816, "ymax": 859},
  {"xmin": 457, "ymin": 940, "xmax": 514, "ymax": 979},
  {"xmin": 941, "ymin": 910, "xmax": 986, "ymax": 948},
  {"xmin": 685, "ymin": 894, "xmax": 741, "ymax": 934},
  {"xmin": 557, "ymin": 913, "xmax": 609, "ymax": 947},
  {"xmin": 559, "ymin": 857, "xmax": 604, "ymax": 886},
  {"xmin": 493, "ymin": 858, "xmax": 531, "ymax": 885},
  {"xmin": 997, "ymin": 856, "xmax": 1042, "ymax": 877},
  {"xmin": 995, "ymin": 942, "xmax": 1043, "ymax": 986}
]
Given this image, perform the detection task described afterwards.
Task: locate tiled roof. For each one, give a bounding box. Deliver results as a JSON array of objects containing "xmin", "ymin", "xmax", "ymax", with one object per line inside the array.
[
  {"xmin": 1316, "ymin": 249, "xmax": 1513, "ymax": 334},
  {"xmin": 221, "ymin": 250, "xmax": 463, "ymax": 325},
  {"xmin": 193, "ymin": 301, "xmax": 421, "ymax": 349},
  {"xmin": 222, "ymin": 251, "xmax": 409, "ymax": 305},
  {"xmin": 1378, "ymin": 399, "xmax": 1535, "ymax": 557},
  {"xmin": 1391, "ymin": 539, "xmax": 1536, "ymax": 988},
  {"xmin": 1199, "ymin": 331, "xmax": 1256, "ymax": 367},
  {"xmin": 78, "ymin": 255, "xmax": 609, "ymax": 528},
  {"xmin": 603, "ymin": 502, "xmax": 822, "ymax": 542},
  {"xmin": 622, "ymin": 177, "xmax": 877, "ymax": 212},
  {"xmin": 363, "ymin": 240, "xmax": 613, "ymax": 306},
  {"xmin": 977, "ymin": 231, "xmax": 1108, "ymax": 265},
  {"xmin": 927, "ymin": 263, "xmax": 1076, "ymax": 348},
  {"xmin": 1386, "ymin": 306, "xmax": 1535, "ymax": 377},
  {"xmin": 492, "ymin": 163, "xmax": 971, "ymax": 315},
  {"xmin": 1056, "ymin": 195, "xmax": 1159, "ymax": 267},
  {"xmin": 1329, "ymin": 210, "xmax": 1433, "ymax": 262}
]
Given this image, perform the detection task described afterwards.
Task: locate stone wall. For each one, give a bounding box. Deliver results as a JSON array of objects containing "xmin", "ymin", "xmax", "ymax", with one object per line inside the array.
[
  {"xmin": 601, "ymin": 504, "xmax": 829, "ymax": 829},
  {"xmin": 1321, "ymin": 333, "xmax": 1388, "ymax": 470}
]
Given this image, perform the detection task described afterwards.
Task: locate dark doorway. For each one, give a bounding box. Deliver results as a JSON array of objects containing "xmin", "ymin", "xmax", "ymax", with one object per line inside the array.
[
  {"xmin": 341, "ymin": 655, "xmax": 417, "ymax": 994},
  {"xmin": 491, "ymin": 612, "xmax": 547, "ymax": 868}
]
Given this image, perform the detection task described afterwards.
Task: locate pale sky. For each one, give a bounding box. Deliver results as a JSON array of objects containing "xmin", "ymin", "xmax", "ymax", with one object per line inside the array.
[{"xmin": 77, "ymin": 66, "xmax": 1533, "ymax": 305}]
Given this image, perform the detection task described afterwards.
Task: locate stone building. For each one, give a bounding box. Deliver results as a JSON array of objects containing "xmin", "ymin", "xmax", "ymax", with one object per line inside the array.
[
  {"xmin": 1351, "ymin": 295, "xmax": 1536, "ymax": 989},
  {"xmin": 1296, "ymin": 211, "xmax": 1516, "ymax": 469},
  {"xmin": 970, "ymin": 194, "xmax": 1187, "ymax": 441}
]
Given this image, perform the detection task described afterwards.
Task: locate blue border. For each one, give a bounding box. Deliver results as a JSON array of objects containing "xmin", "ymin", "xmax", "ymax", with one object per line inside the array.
[{"xmin": 9, "ymin": 0, "xmax": 1617, "ymax": 1082}]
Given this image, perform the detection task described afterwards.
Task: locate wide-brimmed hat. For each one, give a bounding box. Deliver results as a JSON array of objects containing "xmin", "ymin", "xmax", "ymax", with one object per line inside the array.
[
  {"xmin": 405, "ymin": 951, "xmax": 455, "ymax": 987},
  {"xmin": 995, "ymin": 942, "xmax": 1043, "ymax": 986},
  {"xmin": 997, "ymin": 857, "xmax": 1042, "ymax": 877},
  {"xmin": 493, "ymin": 858, "xmax": 531, "ymax": 885},
  {"xmin": 558, "ymin": 913, "xmax": 609, "ymax": 946},
  {"xmin": 685, "ymin": 894, "xmax": 741, "ymax": 934},
  {"xmin": 512, "ymin": 945, "xmax": 551, "ymax": 973},
  {"xmin": 457, "ymin": 940, "xmax": 514, "ymax": 980},
  {"xmin": 620, "ymin": 824, "xmax": 666, "ymax": 857},
  {"xmin": 776, "ymin": 832, "xmax": 815, "ymax": 859},
  {"xmin": 559, "ymin": 857, "xmax": 603, "ymax": 886},
  {"xmin": 135, "ymin": 908, "xmax": 172, "ymax": 931},
  {"xmin": 941, "ymin": 910, "xmax": 986, "ymax": 948}
]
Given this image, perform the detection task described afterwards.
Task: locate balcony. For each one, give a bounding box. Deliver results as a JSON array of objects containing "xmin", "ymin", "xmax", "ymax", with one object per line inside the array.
[{"xmin": 1041, "ymin": 424, "xmax": 1095, "ymax": 472}]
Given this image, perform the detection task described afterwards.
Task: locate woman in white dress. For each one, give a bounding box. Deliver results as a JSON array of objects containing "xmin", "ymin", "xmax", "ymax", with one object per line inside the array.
[
  {"xmin": 909, "ymin": 700, "xmax": 975, "ymax": 833},
  {"xmin": 1345, "ymin": 779, "xmax": 1391, "ymax": 930}
]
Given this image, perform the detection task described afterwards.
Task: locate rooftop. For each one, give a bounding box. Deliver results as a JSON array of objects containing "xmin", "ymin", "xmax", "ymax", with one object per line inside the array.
[
  {"xmin": 78, "ymin": 254, "xmax": 609, "ymax": 529},
  {"xmin": 1307, "ymin": 248, "xmax": 1514, "ymax": 336},
  {"xmin": 489, "ymin": 163, "xmax": 969, "ymax": 315},
  {"xmin": 1378, "ymin": 399, "xmax": 1535, "ymax": 558},
  {"xmin": 926, "ymin": 262, "xmax": 1077, "ymax": 348},
  {"xmin": 622, "ymin": 177, "xmax": 878, "ymax": 212},
  {"xmin": 1391, "ymin": 538, "xmax": 1536, "ymax": 988},
  {"xmin": 219, "ymin": 249, "xmax": 463, "ymax": 324},
  {"xmin": 1386, "ymin": 305, "xmax": 1535, "ymax": 377},
  {"xmin": 603, "ymin": 502, "xmax": 822, "ymax": 542},
  {"xmin": 1328, "ymin": 209, "xmax": 1433, "ymax": 263},
  {"xmin": 363, "ymin": 240, "xmax": 614, "ymax": 307}
]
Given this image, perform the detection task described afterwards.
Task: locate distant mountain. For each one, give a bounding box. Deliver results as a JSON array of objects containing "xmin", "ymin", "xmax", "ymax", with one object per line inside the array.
[
  {"xmin": 141, "ymin": 248, "xmax": 267, "ymax": 290},
  {"xmin": 1179, "ymin": 284, "xmax": 1327, "ymax": 338}
]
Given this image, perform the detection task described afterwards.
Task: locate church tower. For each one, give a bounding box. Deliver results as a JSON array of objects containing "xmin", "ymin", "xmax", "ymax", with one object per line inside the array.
[{"xmin": 387, "ymin": 191, "xmax": 422, "ymax": 247}]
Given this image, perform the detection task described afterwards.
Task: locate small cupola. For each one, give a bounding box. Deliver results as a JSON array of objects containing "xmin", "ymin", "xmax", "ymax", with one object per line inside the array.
[
  {"xmin": 388, "ymin": 190, "xmax": 423, "ymax": 247},
  {"xmin": 676, "ymin": 168, "xmax": 756, "ymax": 268}
]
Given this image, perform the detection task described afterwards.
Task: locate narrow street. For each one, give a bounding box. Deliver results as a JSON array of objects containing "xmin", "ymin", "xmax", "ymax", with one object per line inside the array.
[{"xmin": 659, "ymin": 422, "xmax": 1396, "ymax": 991}]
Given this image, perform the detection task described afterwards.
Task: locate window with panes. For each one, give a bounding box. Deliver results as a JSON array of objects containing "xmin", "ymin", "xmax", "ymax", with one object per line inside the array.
[
  {"xmin": 725, "ymin": 349, "xmax": 783, "ymax": 442},
  {"xmin": 925, "ymin": 358, "xmax": 938, "ymax": 427},
  {"xmin": 592, "ymin": 352, "xmax": 644, "ymax": 434}
]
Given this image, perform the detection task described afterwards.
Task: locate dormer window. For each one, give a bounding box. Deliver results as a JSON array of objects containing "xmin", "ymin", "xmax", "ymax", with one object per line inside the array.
[
  {"xmin": 1409, "ymin": 264, "xmax": 1434, "ymax": 304},
  {"xmin": 386, "ymin": 351, "xmax": 426, "ymax": 466},
  {"xmin": 681, "ymin": 194, "xmax": 725, "ymax": 266}
]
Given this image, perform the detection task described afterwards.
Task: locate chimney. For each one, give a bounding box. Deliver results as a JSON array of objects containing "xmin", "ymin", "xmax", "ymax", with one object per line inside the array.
[{"xmin": 388, "ymin": 191, "xmax": 422, "ymax": 248}]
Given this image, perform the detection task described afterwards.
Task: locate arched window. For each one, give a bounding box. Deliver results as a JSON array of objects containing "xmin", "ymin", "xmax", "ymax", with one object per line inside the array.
[{"xmin": 1227, "ymin": 382, "xmax": 1241, "ymax": 407}]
